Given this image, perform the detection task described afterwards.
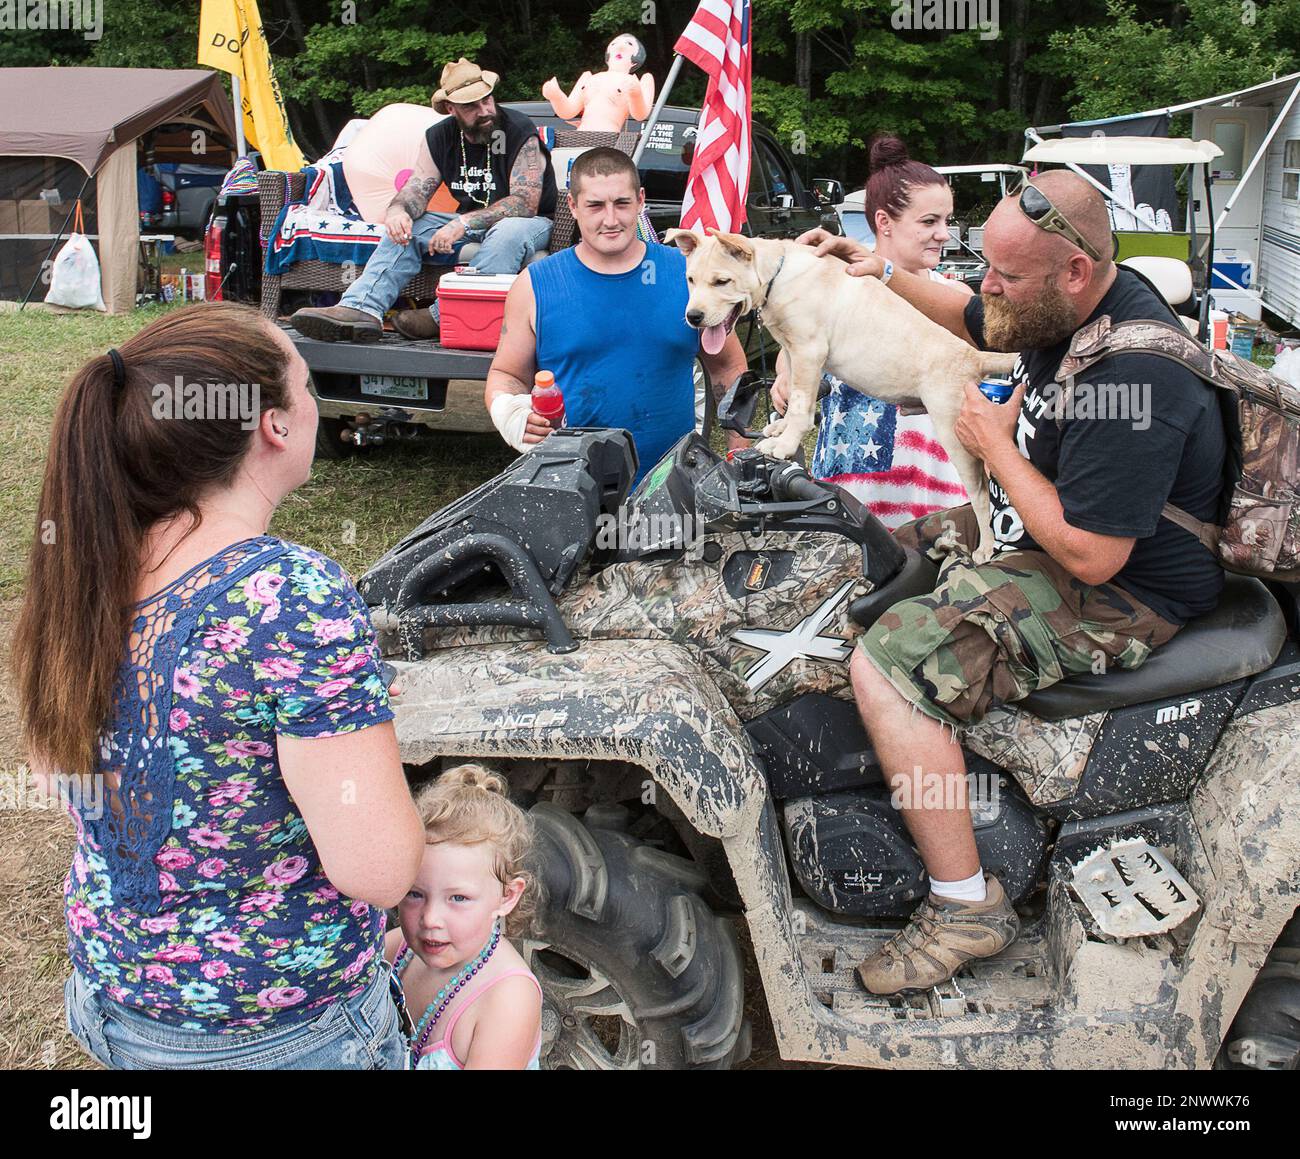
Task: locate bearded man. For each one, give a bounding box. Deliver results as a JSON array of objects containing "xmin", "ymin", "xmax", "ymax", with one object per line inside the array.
[
  {"xmin": 293, "ymin": 58, "xmax": 557, "ymax": 342},
  {"xmin": 797, "ymin": 170, "xmax": 1226, "ymax": 995}
]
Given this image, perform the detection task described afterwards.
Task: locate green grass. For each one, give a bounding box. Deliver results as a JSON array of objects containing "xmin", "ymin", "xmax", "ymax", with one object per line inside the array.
[{"xmin": 0, "ymin": 303, "xmax": 512, "ymax": 597}]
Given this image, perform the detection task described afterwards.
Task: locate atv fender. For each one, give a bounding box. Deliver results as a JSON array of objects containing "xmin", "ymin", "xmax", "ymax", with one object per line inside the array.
[
  {"xmin": 389, "ymin": 639, "xmax": 767, "ymax": 840},
  {"xmin": 389, "ymin": 638, "xmax": 824, "ymax": 1049}
]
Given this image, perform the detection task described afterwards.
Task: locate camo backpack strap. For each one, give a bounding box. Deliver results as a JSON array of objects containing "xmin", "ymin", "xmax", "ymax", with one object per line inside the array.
[
  {"xmin": 1054, "ymin": 315, "xmax": 1300, "ymax": 580},
  {"xmin": 1054, "ymin": 314, "xmax": 1218, "ymax": 386},
  {"xmin": 1052, "ymin": 315, "xmax": 1224, "ymax": 550}
]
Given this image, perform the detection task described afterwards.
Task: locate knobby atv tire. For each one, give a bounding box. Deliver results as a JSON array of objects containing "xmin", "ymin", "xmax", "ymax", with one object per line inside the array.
[
  {"xmin": 527, "ymin": 802, "xmax": 750, "ymax": 1070},
  {"xmin": 1218, "ymin": 906, "xmax": 1300, "ymax": 1070}
]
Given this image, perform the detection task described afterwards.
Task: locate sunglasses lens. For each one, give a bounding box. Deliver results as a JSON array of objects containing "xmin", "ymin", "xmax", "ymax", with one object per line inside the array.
[{"xmin": 1019, "ymin": 185, "xmax": 1050, "ymax": 222}]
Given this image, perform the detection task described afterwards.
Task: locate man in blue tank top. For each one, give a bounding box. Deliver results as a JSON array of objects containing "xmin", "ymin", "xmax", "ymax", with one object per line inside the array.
[{"xmin": 486, "ymin": 148, "xmax": 747, "ymax": 483}]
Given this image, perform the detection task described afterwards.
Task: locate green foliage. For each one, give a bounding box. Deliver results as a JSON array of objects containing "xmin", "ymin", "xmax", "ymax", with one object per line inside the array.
[
  {"xmin": 1049, "ymin": 0, "xmax": 1299, "ymax": 119},
  {"xmin": 5, "ymin": 0, "xmax": 1298, "ymax": 175}
]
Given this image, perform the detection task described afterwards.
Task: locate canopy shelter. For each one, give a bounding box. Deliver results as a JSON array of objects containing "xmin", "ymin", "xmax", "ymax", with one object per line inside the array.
[
  {"xmin": 0, "ymin": 68, "xmax": 238, "ymax": 313},
  {"xmin": 1023, "ymin": 137, "xmax": 1223, "ymax": 166},
  {"xmin": 1027, "ymin": 73, "xmax": 1300, "ymax": 326}
]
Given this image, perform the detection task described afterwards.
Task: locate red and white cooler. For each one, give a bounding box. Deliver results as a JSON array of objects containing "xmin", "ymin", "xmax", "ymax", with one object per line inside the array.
[{"xmin": 435, "ymin": 272, "xmax": 517, "ymax": 350}]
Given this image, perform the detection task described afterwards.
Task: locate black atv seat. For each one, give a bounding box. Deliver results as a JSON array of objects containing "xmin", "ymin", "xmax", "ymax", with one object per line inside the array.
[{"xmin": 1019, "ymin": 574, "xmax": 1287, "ymax": 721}]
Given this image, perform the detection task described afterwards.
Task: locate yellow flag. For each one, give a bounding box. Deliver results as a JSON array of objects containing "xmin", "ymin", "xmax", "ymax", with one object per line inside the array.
[{"xmin": 198, "ymin": 0, "xmax": 307, "ymax": 172}]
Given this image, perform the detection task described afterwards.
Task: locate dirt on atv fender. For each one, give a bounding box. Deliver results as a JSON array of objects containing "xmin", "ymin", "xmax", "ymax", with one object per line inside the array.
[{"xmin": 388, "ymin": 639, "xmax": 1300, "ymax": 1069}]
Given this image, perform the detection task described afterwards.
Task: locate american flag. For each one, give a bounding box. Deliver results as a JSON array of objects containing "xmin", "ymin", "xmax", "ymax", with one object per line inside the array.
[
  {"xmin": 675, "ymin": 0, "xmax": 752, "ymax": 233},
  {"xmin": 812, "ymin": 379, "xmax": 968, "ymax": 530}
]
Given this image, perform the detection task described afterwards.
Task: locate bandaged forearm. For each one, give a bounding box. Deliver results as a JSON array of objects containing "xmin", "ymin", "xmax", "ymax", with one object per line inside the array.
[{"xmin": 490, "ymin": 392, "xmax": 534, "ymax": 452}]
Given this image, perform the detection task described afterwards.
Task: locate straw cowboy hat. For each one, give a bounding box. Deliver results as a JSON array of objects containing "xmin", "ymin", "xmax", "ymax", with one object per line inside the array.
[{"xmin": 432, "ymin": 58, "xmax": 500, "ymax": 114}]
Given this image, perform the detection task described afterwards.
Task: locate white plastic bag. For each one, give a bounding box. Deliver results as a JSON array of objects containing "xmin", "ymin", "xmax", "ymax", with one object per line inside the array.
[
  {"xmin": 1272, "ymin": 345, "xmax": 1300, "ymax": 389},
  {"xmin": 44, "ymin": 202, "xmax": 105, "ymax": 311}
]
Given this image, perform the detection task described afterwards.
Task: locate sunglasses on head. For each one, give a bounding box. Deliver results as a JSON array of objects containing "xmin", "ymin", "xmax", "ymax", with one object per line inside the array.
[{"xmin": 1009, "ymin": 178, "xmax": 1104, "ymax": 263}]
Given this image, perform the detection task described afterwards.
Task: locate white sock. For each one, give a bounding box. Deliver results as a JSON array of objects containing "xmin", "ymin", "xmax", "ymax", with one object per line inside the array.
[{"xmin": 930, "ymin": 868, "xmax": 986, "ymax": 903}]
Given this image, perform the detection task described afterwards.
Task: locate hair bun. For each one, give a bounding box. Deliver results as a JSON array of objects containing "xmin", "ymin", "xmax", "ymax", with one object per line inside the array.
[
  {"xmin": 440, "ymin": 762, "xmax": 508, "ymax": 796},
  {"xmin": 868, "ymin": 134, "xmax": 911, "ymax": 175}
]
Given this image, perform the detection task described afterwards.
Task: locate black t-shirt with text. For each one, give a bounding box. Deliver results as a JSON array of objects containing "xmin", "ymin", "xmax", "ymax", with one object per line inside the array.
[
  {"xmin": 963, "ymin": 267, "xmax": 1225, "ymax": 625},
  {"xmin": 425, "ymin": 106, "xmax": 558, "ymax": 218}
]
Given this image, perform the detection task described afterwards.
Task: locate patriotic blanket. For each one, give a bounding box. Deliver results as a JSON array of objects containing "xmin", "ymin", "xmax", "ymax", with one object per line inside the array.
[
  {"xmin": 812, "ymin": 377, "xmax": 968, "ymax": 530},
  {"xmin": 264, "ymin": 146, "xmax": 384, "ymax": 276}
]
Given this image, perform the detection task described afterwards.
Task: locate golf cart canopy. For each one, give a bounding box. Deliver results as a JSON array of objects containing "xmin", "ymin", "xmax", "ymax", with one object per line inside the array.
[
  {"xmin": 1023, "ymin": 137, "xmax": 1222, "ymax": 166},
  {"xmin": 935, "ymin": 163, "xmax": 1029, "ymax": 176}
]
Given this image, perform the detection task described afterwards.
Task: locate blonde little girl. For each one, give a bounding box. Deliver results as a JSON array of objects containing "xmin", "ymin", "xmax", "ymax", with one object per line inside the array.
[{"xmin": 385, "ymin": 763, "xmax": 543, "ymax": 1069}]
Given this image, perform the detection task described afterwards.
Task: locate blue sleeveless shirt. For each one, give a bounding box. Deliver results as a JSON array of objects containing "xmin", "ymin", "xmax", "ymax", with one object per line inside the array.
[{"xmin": 529, "ymin": 242, "xmax": 699, "ymax": 482}]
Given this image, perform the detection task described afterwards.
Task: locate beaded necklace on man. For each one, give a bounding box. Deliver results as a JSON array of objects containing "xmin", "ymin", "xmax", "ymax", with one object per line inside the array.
[{"xmin": 459, "ymin": 128, "xmax": 496, "ymax": 208}]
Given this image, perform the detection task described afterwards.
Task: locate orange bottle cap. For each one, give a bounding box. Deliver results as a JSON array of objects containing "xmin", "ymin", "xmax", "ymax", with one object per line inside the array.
[{"xmin": 534, "ymin": 371, "xmax": 554, "ymax": 388}]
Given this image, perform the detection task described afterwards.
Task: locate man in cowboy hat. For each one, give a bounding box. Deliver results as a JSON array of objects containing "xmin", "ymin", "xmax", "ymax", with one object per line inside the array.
[{"xmin": 292, "ymin": 58, "xmax": 557, "ymax": 343}]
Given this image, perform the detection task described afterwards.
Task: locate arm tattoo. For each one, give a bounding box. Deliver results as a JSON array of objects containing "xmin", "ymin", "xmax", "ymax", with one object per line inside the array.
[
  {"xmin": 460, "ymin": 137, "xmax": 545, "ymax": 231},
  {"xmin": 390, "ymin": 172, "xmax": 440, "ymax": 220}
]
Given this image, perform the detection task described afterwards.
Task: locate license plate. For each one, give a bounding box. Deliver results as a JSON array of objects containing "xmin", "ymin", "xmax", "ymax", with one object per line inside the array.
[{"xmin": 359, "ymin": 374, "xmax": 428, "ymax": 400}]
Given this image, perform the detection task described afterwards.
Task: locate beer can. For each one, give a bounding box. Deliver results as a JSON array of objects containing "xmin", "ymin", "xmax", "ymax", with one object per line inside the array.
[{"xmin": 978, "ymin": 377, "xmax": 1015, "ymax": 404}]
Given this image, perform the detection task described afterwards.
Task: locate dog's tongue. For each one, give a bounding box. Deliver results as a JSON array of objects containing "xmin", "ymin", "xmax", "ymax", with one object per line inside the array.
[{"xmin": 702, "ymin": 323, "xmax": 727, "ymax": 355}]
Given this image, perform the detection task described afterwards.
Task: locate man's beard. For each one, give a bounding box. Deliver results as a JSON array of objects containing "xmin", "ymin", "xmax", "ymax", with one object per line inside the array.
[
  {"xmin": 461, "ymin": 113, "xmax": 500, "ymax": 144},
  {"xmin": 982, "ymin": 278, "xmax": 1080, "ymax": 351}
]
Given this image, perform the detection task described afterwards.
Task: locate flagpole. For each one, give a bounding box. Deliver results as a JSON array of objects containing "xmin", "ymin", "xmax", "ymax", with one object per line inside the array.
[
  {"xmin": 231, "ymin": 73, "xmax": 247, "ymax": 158},
  {"xmin": 632, "ymin": 54, "xmax": 685, "ymax": 165}
]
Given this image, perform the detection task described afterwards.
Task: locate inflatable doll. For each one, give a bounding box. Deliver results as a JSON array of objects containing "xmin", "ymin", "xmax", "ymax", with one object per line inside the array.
[{"xmin": 542, "ymin": 34, "xmax": 656, "ymax": 133}]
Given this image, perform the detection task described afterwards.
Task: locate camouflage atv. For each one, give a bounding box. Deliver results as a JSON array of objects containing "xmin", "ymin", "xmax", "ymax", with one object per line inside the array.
[{"xmin": 357, "ymin": 382, "xmax": 1300, "ymax": 1071}]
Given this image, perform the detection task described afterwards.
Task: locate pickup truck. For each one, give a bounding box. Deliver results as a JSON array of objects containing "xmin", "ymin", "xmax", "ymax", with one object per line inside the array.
[{"xmin": 207, "ymin": 102, "xmax": 842, "ymax": 456}]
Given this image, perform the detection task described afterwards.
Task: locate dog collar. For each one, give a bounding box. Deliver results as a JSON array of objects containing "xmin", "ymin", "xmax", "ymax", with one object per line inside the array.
[{"xmin": 758, "ymin": 253, "xmax": 786, "ymax": 308}]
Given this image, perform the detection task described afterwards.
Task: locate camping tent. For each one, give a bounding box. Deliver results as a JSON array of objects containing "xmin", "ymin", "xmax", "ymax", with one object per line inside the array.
[{"xmin": 0, "ymin": 68, "xmax": 238, "ymax": 313}]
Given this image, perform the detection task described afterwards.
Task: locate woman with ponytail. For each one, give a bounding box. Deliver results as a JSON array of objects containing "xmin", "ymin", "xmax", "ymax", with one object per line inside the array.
[
  {"xmin": 14, "ymin": 302, "xmax": 424, "ymax": 1069},
  {"xmin": 776, "ymin": 134, "xmax": 974, "ymax": 528}
]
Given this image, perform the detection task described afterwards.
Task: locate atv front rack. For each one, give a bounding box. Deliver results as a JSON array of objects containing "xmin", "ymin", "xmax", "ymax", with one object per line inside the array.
[{"xmin": 395, "ymin": 533, "xmax": 577, "ymax": 659}]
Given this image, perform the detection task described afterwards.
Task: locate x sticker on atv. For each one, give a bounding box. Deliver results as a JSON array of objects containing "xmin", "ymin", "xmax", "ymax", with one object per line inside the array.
[{"xmin": 732, "ymin": 580, "xmax": 855, "ymax": 691}]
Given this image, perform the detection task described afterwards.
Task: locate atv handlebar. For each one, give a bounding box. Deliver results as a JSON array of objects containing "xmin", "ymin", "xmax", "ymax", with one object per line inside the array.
[{"xmin": 769, "ymin": 461, "xmax": 830, "ymax": 506}]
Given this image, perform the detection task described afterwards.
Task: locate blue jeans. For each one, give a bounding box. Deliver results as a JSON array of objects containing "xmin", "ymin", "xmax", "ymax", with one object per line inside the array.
[
  {"xmin": 340, "ymin": 212, "xmax": 553, "ymax": 321},
  {"xmin": 64, "ymin": 962, "xmax": 407, "ymax": 1070}
]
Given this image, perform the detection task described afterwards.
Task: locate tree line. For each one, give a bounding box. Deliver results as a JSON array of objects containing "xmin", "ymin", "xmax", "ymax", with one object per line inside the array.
[{"xmin": 4, "ymin": 0, "xmax": 1296, "ymax": 181}]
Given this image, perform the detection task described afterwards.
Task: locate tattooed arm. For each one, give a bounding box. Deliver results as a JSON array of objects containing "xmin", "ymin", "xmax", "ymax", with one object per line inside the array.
[
  {"xmin": 385, "ymin": 144, "xmax": 442, "ymax": 244},
  {"xmin": 459, "ymin": 136, "xmax": 547, "ymax": 232}
]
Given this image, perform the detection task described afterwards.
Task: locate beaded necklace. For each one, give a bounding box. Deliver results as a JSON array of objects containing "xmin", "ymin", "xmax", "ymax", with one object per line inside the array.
[
  {"xmin": 458, "ymin": 129, "xmax": 496, "ymax": 207},
  {"xmin": 399, "ymin": 919, "xmax": 502, "ymax": 1058}
]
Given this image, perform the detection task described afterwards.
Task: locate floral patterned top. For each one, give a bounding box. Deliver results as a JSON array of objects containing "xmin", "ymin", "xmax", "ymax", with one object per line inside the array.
[{"xmin": 65, "ymin": 538, "xmax": 395, "ymax": 1033}]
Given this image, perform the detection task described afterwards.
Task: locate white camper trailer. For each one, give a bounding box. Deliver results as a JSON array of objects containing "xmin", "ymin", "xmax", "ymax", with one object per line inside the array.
[{"xmin": 1027, "ymin": 72, "xmax": 1300, "ymax": 327}]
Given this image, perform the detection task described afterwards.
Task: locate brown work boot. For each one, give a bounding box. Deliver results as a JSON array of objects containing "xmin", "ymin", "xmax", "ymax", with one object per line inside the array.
[
  {"xmin": 856, "ymin": 874, "xmax": 1019, "ymax": 995},
  {"xmin": 390, "ymin": 308, "xmax": 439, "ymax": 341},
  {"xmin": 289, "ymin": 305, "xmax": 382, "ymax": 343}
]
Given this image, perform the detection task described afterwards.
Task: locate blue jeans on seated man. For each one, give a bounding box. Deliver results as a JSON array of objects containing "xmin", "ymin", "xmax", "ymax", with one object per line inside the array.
[{"xmin": 340, "ymin": 212, "xmax": 552, "ymax": 323}]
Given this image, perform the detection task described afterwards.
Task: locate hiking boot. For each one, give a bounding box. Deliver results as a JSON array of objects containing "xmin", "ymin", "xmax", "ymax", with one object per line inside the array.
[
  {"xmin": 856, "ymin": 874, "xmax": 1019, "ymax": 995},
  {"xmin": 289, "ymin": 305, "xmax": 382, "ymax": 343},
  {"xmin": 391, "ymin": 308, "xmax": 439, "ymax": 341}
]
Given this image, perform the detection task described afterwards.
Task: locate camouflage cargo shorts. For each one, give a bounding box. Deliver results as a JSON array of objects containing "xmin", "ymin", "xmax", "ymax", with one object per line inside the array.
[{"xmin": 857, "ymin": 504, "xmax": 1181, "ymax": 727}]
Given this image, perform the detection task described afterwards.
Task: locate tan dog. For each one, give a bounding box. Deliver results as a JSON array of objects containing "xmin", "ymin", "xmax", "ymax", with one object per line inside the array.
[{"xmin": 665, "ymin": 228, "xmax": 1017, "ymax": 560}]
